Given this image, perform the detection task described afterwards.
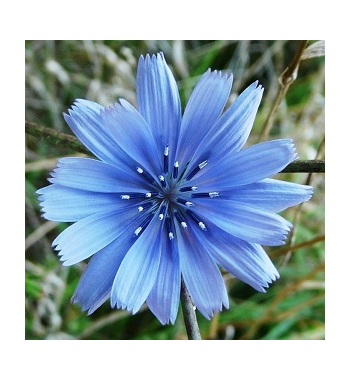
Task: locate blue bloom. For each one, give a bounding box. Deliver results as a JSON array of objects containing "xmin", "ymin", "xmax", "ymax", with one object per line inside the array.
[{"xmin": 37, "ymin": 52, "xmax": 312, "ymax": 325}]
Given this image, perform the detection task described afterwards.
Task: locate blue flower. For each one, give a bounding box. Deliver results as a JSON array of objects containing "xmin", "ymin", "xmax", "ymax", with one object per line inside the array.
[{"xmin": 37, "ymin": 52, "xmax": 312, "ymax": 325}]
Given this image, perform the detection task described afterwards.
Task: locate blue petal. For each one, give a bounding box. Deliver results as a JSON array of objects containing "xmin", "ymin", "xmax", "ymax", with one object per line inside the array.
[
  {"xmin": 213, "ymin": 81, "xmax": 264, "ymax": 153},
  {"xmin": 36, "ymin": 184, "xmax": 127, "ymax": 222},
  {"xmin": 176, "ymin": 221, "xmax": 229, "ymax": 319},
  {"xmin": 52, "ymin": 206, "xmax": 141, "ymax": 266},
  {"xmin": 189, "ymin": 139, "xmax": 297, "ymax": 188},
  {"xmin": 137, "ymin": 53, "xmax": 182, "ymax": 168},
  {"xmin": 186, "ymin": 219, "xmax": 279, "ymax": 292},
  {"xmin": 71, "ymin": 230, "xmax": 135, "ymax": 314},
  {"xmin": 100, "ymin": 101, "xmax": 162, "ymax": 178},
  {"xmin": 110, "ymin": 215, "xmax": 164, "ymax": 314},
  {"xmin": 64, "ymin": 99, "xmax": 129, "ymax": 168},
  {"xmin": 184, "ymin": 81, "xmax": 263, "ymax": 176},
  {"xmin": 219, "ymin": 179, "xmax": 313, "ymax": 212},
  {"xmin": 147, "ymin": 231, "xmax": 180, "ymax": 325},
  {"xmin": 192, "ymin": 198, "xmax": 292, "ymax": 246},
  {"xmin": 175, "ymin": 70, "xmax": 233, "ymax": 169},
  {"xmin": 49, "ymin": 157, "xmax": 151, "ymax": 193}
]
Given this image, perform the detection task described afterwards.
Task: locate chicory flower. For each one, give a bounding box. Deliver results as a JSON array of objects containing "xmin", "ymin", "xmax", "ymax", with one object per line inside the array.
[{"xmin": 37, "ymin": 52, "xmax": 312, "ymax": 324}]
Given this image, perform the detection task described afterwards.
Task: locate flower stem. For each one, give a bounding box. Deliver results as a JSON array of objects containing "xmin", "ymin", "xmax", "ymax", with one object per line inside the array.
[{"xmin": 180, "ymin": 277, "xmax": 202, "ymax": 340}]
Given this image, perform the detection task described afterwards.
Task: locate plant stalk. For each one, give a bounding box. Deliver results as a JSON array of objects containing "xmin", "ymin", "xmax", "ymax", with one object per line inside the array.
[
  {"xmin": 180, "ymin": 277, "xmax": 202, "ymax": 340},
  {"xmin": 25, "ymin": 121, "xmax": 325, "ymax": 174}
]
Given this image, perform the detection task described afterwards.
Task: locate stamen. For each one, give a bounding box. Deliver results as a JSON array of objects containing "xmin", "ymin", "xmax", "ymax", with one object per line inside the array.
[
  {"xmin": 186, "ymin": 210, "xmax": 207, "ymax": 231},
  {"xmin": 166, "ymin": 216, "xmax": 175, "ymax": 240},
  {"xmin": 179, "ymin": 186, "xmax": 198, "ymax": 192},
  {"xmin": 173, "ymin": 161, "xmax": 179, "ymax": 179},
  {"xmin": 191, "ymin": 192, "xmax": 220, "ymax": 198},
  {"xmin": 176, "ymin": 198, "xmax": 194, "ymax": 207},
  {"xmin": 134, "ymin": 227, "xmax": 142, "ymax": 236},
  {"xmin": 164, "ymin": 145, "xmax": 169, "ymax": 174},
  {"xmin": 145, "ymin": 192, "xmax": 159, "ymax": 198},
  {"xmin": 159, "ymin": 204, "xmax": 166, "ymax": 220},
  {"xmin": 174, "ymin": 210, "xmax": 188, "ymax": 229},
  {"xmin": 134, "ymin": 213, "xmax": 154, "ymax": 237},
  {"xmin": 199, "ymin": 222, "xmax": 207, "ymax": 230},
  {"xmin": 181, "ymin": 222, "xmax": 188, "ymax": 229},
  {"xmin": 159, "ymin": 175, "xmax": 167, "ymax": 188},
  {"xmin": 138, "ymin": 201, "xmax": 153, "ymax": 212},
  {"xmin": 120, "ymin": 192, "xmax": 145, "ymax": 200},
  {"xmin": 186, "ymin": 160, "xmax": 208, "ymax": 181},
  {"xmin": 136, "ymin": 167, "xmax": 155, "ymax": 184},
  {"xmin": 199, "ymin": 160, "xmax": 209, "ymax": 169}
]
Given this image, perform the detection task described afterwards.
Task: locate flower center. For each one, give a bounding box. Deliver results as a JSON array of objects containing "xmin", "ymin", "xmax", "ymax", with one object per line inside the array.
[{"xmin": 121, "ymin": 145, "xmax": 219, "ymax": 240}]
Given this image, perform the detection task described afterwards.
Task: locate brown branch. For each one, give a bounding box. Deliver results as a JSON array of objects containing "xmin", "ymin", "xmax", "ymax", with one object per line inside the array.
[
  {"xmin": 241, "ymin": 262, "xmax": 325, "ymax": 339},
  {"xmin": 281, "ymin": 160, "xmax": 325, "ymax": 173},
  {"xmin": 271, "ymin": 234, "xmax": 325, "ymax": 258},
  {"xmin": 258, "ymin": 40, "xmax": 309, "ymax": 142},
  {"xmin": 279, "ymin": 135, "xmax": 325, "ymax": 268},
  {"xmin": 25, "ymin": 120, "xmax": 90, "ymax": 155},
  {"xmin": 25, "ymin": 120, "xmax": 325, "ymax": 174}
]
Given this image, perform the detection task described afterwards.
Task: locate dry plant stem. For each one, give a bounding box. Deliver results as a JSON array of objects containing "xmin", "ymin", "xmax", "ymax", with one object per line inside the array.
[
  {"xmin": 25, "ymin": 120, "xmax": 90, "ymax": 155},
  {"xmin": 77, "ymin": 305, "xmax": 148, "ymax": 339},
  {"xmin": 25, "ymin": 158, "xmax": 60, "ymax": 172},
  {"xmin": 25, "ymin": 121, "xmax": 325, "ymax": 174},
  {"xmin": 208, "ymin": 312, "xmax": 220, "ymax": 339},
  {"xmin": 281, "ymin": 160, "xmax": 324, "ymax": 173},
  {"xmin": 25, "ymin": 220, "xmax": 58, "ymax": 250},
  {"xmin": 180, "ymin": 277, "xmax": 202, "ymax": 340},
  {"xmin": 258, "ymin": 40, "xmax": 309, "ymax": 142},
  {"xmin": 241, "ymin": 262, "xmax": 325, "ymax": 339},
  {"xmin": 271, "ymin": 234, "xmax": 325, "ymax": 258}
]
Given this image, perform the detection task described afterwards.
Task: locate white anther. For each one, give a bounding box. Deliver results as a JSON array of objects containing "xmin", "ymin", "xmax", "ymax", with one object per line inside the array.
[
  {"xmin": 198, "ymin": 160, "xmax": 208, "ymax": 169},
  {"xmin": 136, "ymin": 167, "xmax": 143, "ymax": 174},
  {"xmin": 138, "ymin": 206, "xmax": 144, "ymax": 212},
  {"xmin": 191, "ymin": 186, "xmax": 198, "ymax": 191},
  {"xmin": 145, "ymin": 192, "xmax": 152, "ymax": 198},
  {"xmin": 199, "ymin": 222, "xmax": 207, "ymax": 230},
  {"xmin": 134, "ymin": 227, "xmax": 142, "ymax": 236},
  {"xmin": 121, "ymin": 195, "xmax": 130, "ymax": 200},
  {"xmin": 169, "ymin": 232, "xmax": 174, "ymax": 240},
  {"xmin": 174, "ymin": 161, "xmax": 179, "ymax": 168},
  {"xmin": 209, "ymin": 192, "xmax": 220, "ymax": 198},
  {"xmin": 164, "ymin": 145, "xmax": 169, "ymax": 156},
  {"xmin": 181, "ymin": 222, "xmax": 188, "ymax": 229},
  {"xmin": 159, "ymin": 213, "xmax": 164, "ymax": 221},
  {"xmin": 159, "ymin": 175, "xmax": 165, "ymax": 181},
  {"xmin": 185, "ymin": 202, "xmax": 194, "ymax": 207}
]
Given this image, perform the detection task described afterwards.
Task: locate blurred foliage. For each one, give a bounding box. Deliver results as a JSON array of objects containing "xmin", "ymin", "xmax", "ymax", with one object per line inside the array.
[{"xmin": 25, "ymin": 40, "xmax": 325, "ymax": 340}]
